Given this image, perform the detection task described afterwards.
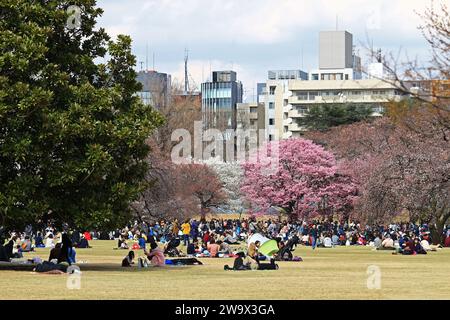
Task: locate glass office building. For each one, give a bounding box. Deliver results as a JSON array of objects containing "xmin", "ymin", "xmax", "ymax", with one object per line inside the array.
[{"xmin": 201, "ymin": 71, "xmax": 243, "ymax": 131}]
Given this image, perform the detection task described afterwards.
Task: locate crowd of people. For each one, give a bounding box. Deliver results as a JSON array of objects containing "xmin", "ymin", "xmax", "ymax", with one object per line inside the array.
[
  {"xmin": 1, "ymin": 217, "xmax": 449, "ymax": 270},
  {"xmin": 112, "ymin": 217, "xmax": 449, "ymax": 250}
]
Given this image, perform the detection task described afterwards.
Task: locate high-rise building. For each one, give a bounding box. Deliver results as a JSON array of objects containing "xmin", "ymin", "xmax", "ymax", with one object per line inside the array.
[
  {"xmin": 136, "ymin": 70, "xmax": 171, "ymax": 109},
  {"xmin": 261, "ymin": 70, "xmax": 308, "ymax": 141},
  {"xmin": 201, "ymin": 71, "xmax": 243, "ymax": 131},
  {"xmin": 319, "ymin": 31, "xmax": 353, "ymax": 69},
  {"xmin": 258, "ymin": 31, "xmax": 408, "ymax": 141},
  {"xmin": 309, "ymin": 30, "xmax": 362, "ymax": 81}
]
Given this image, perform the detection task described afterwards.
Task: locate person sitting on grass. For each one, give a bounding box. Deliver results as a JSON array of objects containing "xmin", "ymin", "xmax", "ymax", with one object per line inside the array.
[
  {"xmin": 187, "ymin": 240, "xmax": 199, "ymax": 256},
  {"xmin": 224, "ymin": 252, "xmax": 251, "ymax": 271},
  {"xmin": 207, "ymin": 238, "xmax": 220, "ymax": 258},
  {"xmin": 223, "ymin": 231, "xmax": 239, "ymax": 244},
  {"xmin": 247, "ymin": 240, "xmax": 262, "ymax": 268},
  {"xmin": 373, "ymin": 233, "xmax": 382, "ymax": 249},
  {"xmin": 78, "ymin": 234, "xmax": 90, "ymax": 248},
  {"xmin": 399, "ymin": 237, "xmax": 415, "ymax": 255},
  {"xmin": 5, "ymin": 235, "xmax": 21, "ymax": 259},
  {"xmin": 217, "ymin": 240, "xmax": 231, "ymax": 256},
  {"xmin": 414, "ymin": 238, "xmax": 427, "ymax": 255},
  {"xmin": 323, "ymin": 234, "xmax": 333, "ymax": 248},
  {"xmin": 48, "ymin": 243, "xmax": 62, "ymax": 262},
  {"xmin": 163, "ymin": 237, "xmax": 182, "ymax": 257},
  {"xmin": 34, "ymin": 232, "xmax": 44, "ymax": 248},
  {"xmin": 144, "ymin": 241, "xmax": 165, "ymax": 267},
  {"xmin": 378, "ymin": 234, "xmax": 395, "ymax": 250},
  {"xmin": 21, "ymin": 236, "xmax": 33, "ymax": 252},
  {"xmin": 331, "ymin": 233, "xmax": 339, "ymax": 246},
  {"xmin": 118, "ymin": 235, "xmax": 129, "ymax": 250},
  {"xmin": 122, "ymin": 251, "xmax": 135, "ymax": 267},
  {"xmin": 138, "ymin": 235, "xmax": 146, "ymax": 250},
  {"xmin": 45, "ymin": 233, "xmax": 55, "ymax": 248}
]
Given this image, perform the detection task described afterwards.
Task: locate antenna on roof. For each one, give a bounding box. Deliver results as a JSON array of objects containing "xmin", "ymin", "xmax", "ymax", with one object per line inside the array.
[
  {"xmin": 301, "ymin": 46, "xmax": 304, "ymax": 70},
  {"xmin": 377, "ymin": 48, "xmax": 382, "ymax": 63},
  {"xmin": 153, "ymin": 52, "xmax": 155, "ymax": 71},
  {"xmin": 202, "ymin": 64, "xmax": 204, "ymax": 83},
  {"xmin": 184, "ymin": 48, "xmax": 189, "ymax": 95},
  {"xmin": 146, "ymin": 43, "xmax": 149, "ymax": 71},
  {"xmin": 336, "ymin": 15, "xmax": 338, "ymax": 30}
]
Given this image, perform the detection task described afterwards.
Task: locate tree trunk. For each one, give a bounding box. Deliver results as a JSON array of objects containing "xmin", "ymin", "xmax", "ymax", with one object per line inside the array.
[
  {"xmin": 200, "ymin": 205, "xmax": 207, "ymax": 221},
  {"xmin": 431, "ymin": 212, "xmax": 449, "ymax": 245}
]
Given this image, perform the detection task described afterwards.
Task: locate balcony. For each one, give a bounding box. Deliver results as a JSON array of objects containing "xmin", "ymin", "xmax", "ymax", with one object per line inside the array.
[
  {"xmin": 283, "ymin": 118, "xmax": 293, "ymax": 125},
  {"xmin": 283, "ymin": 104, "xmax": 293, "ymax": 112},
  {"xmin": 288, "ymin": 92, "xmax": 398, "ymax": 104},
  {"xmin": 288, "ymin": 122, "xmax": 306, "ymax": 132},
  {"xmin": 288, "ymin": 109, "xmax": 307, "ymax": 118},
  {"xmin": 283, "ymin": 131, "xmax": 293, "ymax": 139}
]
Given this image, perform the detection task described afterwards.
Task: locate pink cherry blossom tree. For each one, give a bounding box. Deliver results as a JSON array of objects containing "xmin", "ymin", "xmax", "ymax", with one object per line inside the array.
[{"xmin": 241, "ymin": 138, "xmax": 358, "ymax": 220}]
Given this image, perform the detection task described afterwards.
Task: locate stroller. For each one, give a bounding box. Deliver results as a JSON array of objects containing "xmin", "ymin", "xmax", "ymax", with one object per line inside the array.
[
  {"xmin": 276, "ymin": 235, "xmax": 300, "ymax": 261},
  {"xmin": 164, "ymin": 237, "xmax": 182, "ymax": 257}
]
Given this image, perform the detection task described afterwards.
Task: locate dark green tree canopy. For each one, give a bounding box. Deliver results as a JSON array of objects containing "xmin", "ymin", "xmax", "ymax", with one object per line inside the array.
[
  {"xmin": 0, "ymin": 0, "xmax": 163, "ymax": 231},
  {"xmin": 296, "ymin": 103, "xmax": 376, "ymax": 131}
]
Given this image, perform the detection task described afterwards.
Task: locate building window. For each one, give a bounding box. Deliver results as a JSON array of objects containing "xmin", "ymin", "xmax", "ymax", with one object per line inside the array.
[
  {"xmin": 312, "ymin": 74, "xmax": 319, "ymax": 80},
  {"xmin": 269, "ymin": 135, "xmax": 274, "ymax": 141},
  {"xmin": 284, "ymin": 126, "xmax": 289, "ymax": 133},
  {"xmin": 345, "ymin": 74, "xmax": 349, "ymax": 80},
  {"xmin": 250, "ymin": 107, "xmax": 258, "ymax": 113},
  {"xmin": 283, "ymin": 99, "xmax": 288, "ymax": 106},
  {"xmin": 269, "ymin": 86, "xmax": 276, "ymax": 95},
  {"xmin": 269, "ymin": 118, "xmax": 275, "ymax": 125},
  {"xmin": 296, "ymin": 105, "xmax": 308, "ymax": 115},
  {"xmin": 308, "ymin": 91, "xmax": 318, "ymax": 100},
  {"xmin": 296, "ymin": 92, "xmax": 308, "ymax": 100},
  {"xmin": 269, "ymin": 102, "xmax": 274, "ymax": 109}
]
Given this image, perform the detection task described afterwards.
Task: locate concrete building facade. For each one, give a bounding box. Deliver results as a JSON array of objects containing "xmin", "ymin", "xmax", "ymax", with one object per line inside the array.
[
  {"xmin": 136, "ymin": 70, "xmax": 171, "ymax": 109},
  {"xmin": 260, "ymin": 79, "xmax": 402, "ymax": 140}
]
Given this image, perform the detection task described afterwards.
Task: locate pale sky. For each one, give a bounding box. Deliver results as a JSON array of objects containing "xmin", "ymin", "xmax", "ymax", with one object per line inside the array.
[{"xmin": 97, "ymin": 0, "xmax": 438, "ymax": 101}]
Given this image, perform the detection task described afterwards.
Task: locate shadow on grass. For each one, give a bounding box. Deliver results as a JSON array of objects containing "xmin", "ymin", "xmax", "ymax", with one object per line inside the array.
[{"xmin": 76, "ymin": 263, "xmax": 200, "ymax": 272}]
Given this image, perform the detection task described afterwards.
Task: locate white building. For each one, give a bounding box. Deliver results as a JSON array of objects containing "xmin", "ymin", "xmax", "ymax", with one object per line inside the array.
[{"xmin": 259, "ymin": 31, "xmax": 404, "ymax": 140}]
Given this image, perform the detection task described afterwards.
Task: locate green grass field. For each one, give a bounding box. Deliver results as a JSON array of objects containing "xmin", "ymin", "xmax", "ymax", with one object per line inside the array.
[{"xmin": 1, "ymin": 240, "xmax": 449, "ymax": 300}]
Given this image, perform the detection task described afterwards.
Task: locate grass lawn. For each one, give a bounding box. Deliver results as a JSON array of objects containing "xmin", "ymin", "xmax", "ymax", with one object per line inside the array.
[{"xmin": 1, "ymin": 240, "xmax": 449, "ymax": 300}]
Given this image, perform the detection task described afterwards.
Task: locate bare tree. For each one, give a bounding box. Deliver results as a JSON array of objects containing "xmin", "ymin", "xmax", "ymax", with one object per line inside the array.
[{"xmin": 363, "ymin": 1, "xmax": 449, "ymax": 110}]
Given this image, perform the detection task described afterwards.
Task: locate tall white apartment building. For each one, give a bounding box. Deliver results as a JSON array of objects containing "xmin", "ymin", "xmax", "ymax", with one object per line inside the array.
[{"xmin": 259, "ymin": 31, "xmax": 403, "ymax": 140}]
